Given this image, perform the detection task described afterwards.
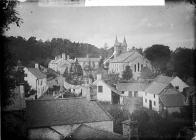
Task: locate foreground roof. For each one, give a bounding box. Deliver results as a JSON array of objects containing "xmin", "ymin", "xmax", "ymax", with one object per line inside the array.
[
  {"xmin": 66, "ymin": 124, "xmax": 127, "ymax": 140},
  {"xmin": 26, "ymin": 97, "xmax": 112, "ymax": 128},
  {"xmin": 160, "ymin": 88, "xmax": 186, "ymax": 107},
  {"xmin": 28, "ymin": 68, "xmax": 46, "ymax": 79}
]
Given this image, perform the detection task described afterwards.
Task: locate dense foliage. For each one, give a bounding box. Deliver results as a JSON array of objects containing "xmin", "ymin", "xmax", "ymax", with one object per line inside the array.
[
  {"xmin": 144, "ymin": 45, "xmax": 195, "ymax": 82},
  {"xmin": 122, "ymin": 65, "xmax": 133, "ymax": 80},
  {"xmin": 7, "ymin": 36, "xmax": 105, "ymax": 67}
]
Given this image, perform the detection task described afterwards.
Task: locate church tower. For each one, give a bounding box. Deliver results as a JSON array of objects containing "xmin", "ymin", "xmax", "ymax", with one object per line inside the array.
[
  {"xmin": 114, "ymin": 35, "xmax": 120, "ymax": 57},
  {"xmin": 122, "ymin": 36, "xmax": 127, "ymax": 53}
]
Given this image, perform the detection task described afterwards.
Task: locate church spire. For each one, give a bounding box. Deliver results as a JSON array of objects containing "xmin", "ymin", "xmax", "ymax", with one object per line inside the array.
[
  {"xmin": 123, "ymin": 36, "xmax": 127, "ymax": 46},
  {"xmin": 114, "ymin": 35, "xmax": 118, "ymax": 45}
]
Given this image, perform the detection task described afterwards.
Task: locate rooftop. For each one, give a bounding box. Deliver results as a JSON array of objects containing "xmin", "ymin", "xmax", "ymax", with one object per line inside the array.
[
  {"xmin": 160, "ymin": 88, "xmax": 186, "ymax": 107},
  {"xmin": 145, "ymin": 75, "xmax": 174, "ymax": 95},
  {"xmin": 117, "ymin": 82, "xmax": 148, "ymax": 92},
  {"xmin": 26, "ymin": 97, "xmax": 112, "ymax": 128},
  {"xmin": 28, "ymin": 68, "xmax": 46, "ymax": 79}
]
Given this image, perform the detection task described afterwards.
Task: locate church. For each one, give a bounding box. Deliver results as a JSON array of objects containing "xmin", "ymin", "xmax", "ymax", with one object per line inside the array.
[{"xmin": 106, "ymin": 36, "xmax": 151, "ymax": 80}]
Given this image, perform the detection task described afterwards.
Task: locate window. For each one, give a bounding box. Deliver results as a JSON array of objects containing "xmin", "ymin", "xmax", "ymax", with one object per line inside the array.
[
  {"xmin": 175, "ymin": 86, "xmax": 179, "ymax": 90},
  {"xmin": 122, "ymin": 91, "xmax": 124, "ymax": 94},
  {"xmin": 154, "ymin": 101, "xmax": 156, "ymax": 106},
  {"xmin": 98, "ymin": 86, "xmax": 103, "ymax": 93},
  {"xmin": 134, "ymin": 64, "xmax": 136, "ymax": 72},
  {"xmin": 134, "ymin": 91, "xmax": 138, "ymax": 97},
  {"xmin": 138, "ymin": 63, "xmax": 139, "ymax": 72},
  {"xmin": 141, "ymin": 64, "xmax": 143, "ymax": 71},
  {"xmin": 145, "ymin": 98, "xmax": 147, "ymax": 103},
  {"xmin": 129, "ymin": 91, "xmax": 132, "ymax": 97},
  {"xmin": 154, "ymin": 94, "xmax": 155, "ymax": 98}
]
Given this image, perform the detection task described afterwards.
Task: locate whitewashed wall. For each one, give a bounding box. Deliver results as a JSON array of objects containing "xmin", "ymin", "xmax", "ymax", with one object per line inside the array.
[
  {"xmin": 143, "ymin": 92, "xmax": 159, "ymax": 112},
  {"xmin": 96, "ymin": 80, "xmax": 112, "ymax": 102}
]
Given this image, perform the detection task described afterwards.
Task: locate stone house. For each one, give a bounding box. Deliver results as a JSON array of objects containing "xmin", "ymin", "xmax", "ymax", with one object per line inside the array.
[
  {"xmin": 143, "ymin": 75, "xmax": 188, "ymax": 113},
  {"xmin": 26, "ymin": 97, "xmax": 114, "ymax": 140}
]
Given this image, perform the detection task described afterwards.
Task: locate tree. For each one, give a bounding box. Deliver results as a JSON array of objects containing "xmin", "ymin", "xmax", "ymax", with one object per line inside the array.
[
  {"xmin": 122, "ymin": 65, "xmax": 133, "ymax": 80},
  {"xmin": 140, "ymin": 66, "xmax": 155, "ymax": 79},
  {"xmin": 107, "ymin": 73, "xmax": 120, "ymax": 84},
  {"xmin": 144, "ymin": 44, "xmax": 171, "ymax": 74},
  {"xmin": 1, "ymin": 0, "xmax": 22, "ymax": 107},
  {"xmin": 170, "ymin": 47, "xmax": 195, "ymax": 80}
]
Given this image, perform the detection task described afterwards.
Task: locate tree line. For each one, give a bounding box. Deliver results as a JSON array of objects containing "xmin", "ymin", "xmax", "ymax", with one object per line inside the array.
[{"xmin": 6, "ymin": 36, "xmax": 106, "ymax": 67}]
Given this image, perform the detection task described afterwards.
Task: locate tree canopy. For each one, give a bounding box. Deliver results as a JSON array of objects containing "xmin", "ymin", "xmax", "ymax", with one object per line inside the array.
[
  {"xmin": 122, "ymin": 65, "xmax": 133, "ymax": 80},
  {"xmin": 144, "ymin": 44, "xmax": 171, "ymax": 74}
]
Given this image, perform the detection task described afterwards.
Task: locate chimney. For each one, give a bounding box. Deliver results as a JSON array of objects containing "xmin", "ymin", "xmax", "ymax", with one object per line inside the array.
[
  {"xmin": 62, "ymin": 53, "xmax": 66, "ymax": 60},
  {"xmin": 35, "ymin": 63, "xmax": 39, "ymax": 69},
  {"xmin": 86, "ymin": 54, "xmax": 89, "ymax": 58},
  {"xmin": 97, "ymin": 74, "xmax": 102, "ymax": 80},
  {"xmin": 122, "ymin": 119, "xmax": 139, "ymax": 140}
]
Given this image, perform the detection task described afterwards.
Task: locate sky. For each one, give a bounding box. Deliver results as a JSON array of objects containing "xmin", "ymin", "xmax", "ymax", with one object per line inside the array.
[{"xmin": 5, "ymin": 1, "xmax": 195, "ymax": 50}]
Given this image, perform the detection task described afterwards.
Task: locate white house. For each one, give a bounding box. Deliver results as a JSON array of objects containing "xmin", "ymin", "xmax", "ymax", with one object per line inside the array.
[
  {"xmin": 26, "ymin": 97, "xmax": 114, "ymax": 140},
  {"xmin": 48, "ymin": 53, "xmax": 74, "ymax": 75},
  {"xmin": 93, "ymin": 74, "xmax": 123, "ymax": 104},
  {"xmin": 24, "ymin": 64, "xmax": 48, "ymax": 98},
  {"xmin": 107, "ymin": 37, "xmax": 151, "ymax": 80},
  {"xmin": 143, "ymin": 75, "xmax": 188, "ymax": 113}
]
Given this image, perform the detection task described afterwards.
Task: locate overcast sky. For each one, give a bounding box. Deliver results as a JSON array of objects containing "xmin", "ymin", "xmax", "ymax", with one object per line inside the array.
[{"xmin": 5, "ymin": 2, "xmax": 195, "ymax": 50}]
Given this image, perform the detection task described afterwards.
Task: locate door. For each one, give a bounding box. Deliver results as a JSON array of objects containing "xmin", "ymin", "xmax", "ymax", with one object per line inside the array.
[{"xmin": 149, "ymin": 100, "xmax": 152, "ymax": 110}]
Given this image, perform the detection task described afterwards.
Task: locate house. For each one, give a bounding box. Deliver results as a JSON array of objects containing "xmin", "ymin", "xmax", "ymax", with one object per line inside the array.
[
  {"xmin": 24, "ymin": 64, "xmax": 48, "ymax": 98},
  {"xmin": 143, "ymin": 75, "xmax": 188, "ymax": 113},
  {"xmin": 93, "ymin": 74, "xmax": 123, "ymax": 104},
  {"xmin": 117, "ymin": 82, "xmax": 148, "ymax": 98},
  {"xmin": 48, "ymin": 53, "xmax": 74, "ymax": 75},
  {"xmin": 77, "ymin": 54, "xmax": 102, "ymax": 71},
  {"xmin": 26, "ymin": 97, "xmax": 113, "ymax": 140},
  {"xmin": 107, "ymin": 36, "xmax": 151, "ymax": 80},
  {"xmin": 65, "ymin": 124, "xmax": 127, "ymax": 140}
]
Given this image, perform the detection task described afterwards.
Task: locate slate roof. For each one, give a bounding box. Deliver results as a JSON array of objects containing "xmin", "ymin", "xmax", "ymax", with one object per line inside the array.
[
  {"xmin": 154, "ymin": 75, "xmax": 174, "ymax": 84},
  {"xmin": 110, "ymin": 51, "xmax": 135, "ymax": 63},
  {"xmin": 26, "ymin": 97, "xmax": 112, "ymax": 128},
  {"xmin": 145, "ymin": 75, "xmax": 174, "ymax": 95},
  {"xmin": 160, "ymin": 88, "xmax": 186, "ymax": 107},
  {"xmin": 117, "ymin": 82, "xmax": 148, "ymax": 92},
  {"xmin": 28, "ymin": 68, "xmax": 46, "ymax": 79},
  {"xmin": 66, "ymin": 124, "xmax": 127, "ymax": 140}
]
